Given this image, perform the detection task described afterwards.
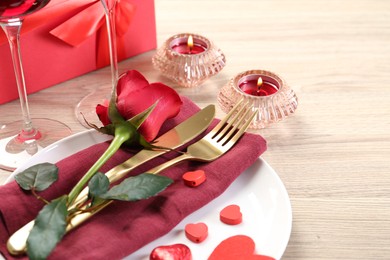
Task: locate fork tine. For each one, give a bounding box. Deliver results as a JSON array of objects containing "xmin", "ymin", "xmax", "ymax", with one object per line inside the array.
[
  {"xmin": 213, "ymin": 100, "xmax": 247, "ymax": 141},
  {"xmin": 217, "ymin": 101, "xmax": 249, "ymax": 142},
  {"xmin": 229, "ymin": 108, "xmax": 258, "ymax": 144},
  {"xmin": 209, "ymin": 99, "xmax": 244, "ymax": 138},
  {"xmin": 219, "ymin": 103, "xmax": 254, "ymax": 145}
]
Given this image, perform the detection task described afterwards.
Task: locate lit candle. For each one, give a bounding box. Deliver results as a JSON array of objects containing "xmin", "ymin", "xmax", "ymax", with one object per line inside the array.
[
  {"xmin": 238, "ymin": 74, "xmax": 279, "ymax": 96},
  {"xmin": 218, "ymin": 69, "xmax": 298, "ymax": 129},
  {"xmin": 153, "ymin": 33, "xmax": 226, "ymax": 88},
  {"xmin": 170, "ymin": 35, "xmax": 207, "ymax": 54}
]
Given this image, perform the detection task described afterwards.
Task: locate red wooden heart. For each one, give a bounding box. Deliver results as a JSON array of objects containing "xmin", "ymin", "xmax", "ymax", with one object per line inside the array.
[
  {"xmin": 220, "ymin": 204, "xmax": 242, "ymax": 225},
  {"xmin": 150, "ymin": 243, "xmax": 192, "ymax": 260},
  {"xmin": 208, "ymin": 235, "xmax": 275, "ymax": 260},
  {"xmin": 185, "ymin": 222, "xmax": 208, "ymax": 243},
  {"xmin": 182, "ymin": 170, "xmax": 206, "ymax": 187}
]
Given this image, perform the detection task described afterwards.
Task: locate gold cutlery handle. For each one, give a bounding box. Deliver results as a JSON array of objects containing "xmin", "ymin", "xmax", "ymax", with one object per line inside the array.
[
  {"xmin": 6, "ymin": 200, "xmax": 114, "ymax": 255},
  {"xmin": 147, "ymin": 153, "xmax": 193, "ymax": 174},
  {"xmin": 6, "ymin": 221, "xmax": 33, "ymax": 255},
  {"xmin": 6, "ymin": 161, "xmax": 150, "ymax": 256},
  {"xmin": 6, "ymin": 105, "xmax": 216, "ymax": 256},
  {"xmin": 6, "ymin": 154, "xmax": 197, "ymax": 255},
  {"xmin": 47, "ymin": 154, "xmax": 196, "ymax": 238},
  {"xmin": 5, "ymin": 153, "xmax": 172, "ymax": 256}
]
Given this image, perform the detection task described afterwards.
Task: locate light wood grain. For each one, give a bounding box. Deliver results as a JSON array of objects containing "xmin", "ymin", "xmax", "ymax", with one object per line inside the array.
[{"xmin": 1, "ymin": 0, "xmax": 390, "ymax": 259}]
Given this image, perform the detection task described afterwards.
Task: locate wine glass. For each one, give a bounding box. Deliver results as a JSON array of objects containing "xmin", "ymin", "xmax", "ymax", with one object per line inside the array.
[
  {"xmin": 0, "ymin": 0, "xmax": 71, "ymax": 171},
  {"xmin": 75, "ymin": 0, "xmax": 119, "ymax": 127}
]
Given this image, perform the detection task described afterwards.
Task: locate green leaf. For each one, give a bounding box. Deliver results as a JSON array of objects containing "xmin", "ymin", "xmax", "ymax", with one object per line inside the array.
[
  {"xmin": 128, "ymin": 101, "xmax": 158, "ymax": 129},
  {"xmin": 88, "ymin": 172, "xmax": 110, "ymax": 197},
  {"xmin": 14, "ymin": 163, "xmax": 58, "ymax": 191},
  {"xmin": 88, "ymin": 172, "xmax": 110, "ymax": 207},
  {"xmin": 99, "ymin": 173, "xmax": 173, "ymax": 201},
  {"xmin": 27, "ymin": 195, "xmax": 68, "ymax": 260}
]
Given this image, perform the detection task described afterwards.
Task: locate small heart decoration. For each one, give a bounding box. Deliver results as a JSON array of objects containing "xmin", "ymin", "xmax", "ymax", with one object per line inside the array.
[
  {"xmin": 182, "ymin": 170, "xmax": 206, "ymax": 187},
  {"xmin": 208, "ymin": 235, "xmax": 275, "ymax": 260},
  {"xmin": 150, "ymin": 243, "xmax": 192, "ymax": 260},
  {"xmin": 185, "ymin": 222, "xmax": 208, "ymax": 243},
  {"xmin": 220, "ymin": 204, "xmax": 242, "ymax": 225}
]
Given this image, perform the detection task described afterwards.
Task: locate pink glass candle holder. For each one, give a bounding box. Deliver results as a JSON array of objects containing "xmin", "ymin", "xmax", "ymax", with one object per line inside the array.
[
  {"xmin": 152, "ymin": 33, "xmax": 226, "ymax": 88},
  {"xmin": 218, "ymin": 70, "xmax": 298, "ymax": 129}
]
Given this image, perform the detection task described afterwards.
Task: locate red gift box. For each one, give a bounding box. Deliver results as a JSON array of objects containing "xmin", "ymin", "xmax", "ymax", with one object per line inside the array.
[{"xmin": 0, "ymin": 0, "xmax": 157, "ymax": 105}]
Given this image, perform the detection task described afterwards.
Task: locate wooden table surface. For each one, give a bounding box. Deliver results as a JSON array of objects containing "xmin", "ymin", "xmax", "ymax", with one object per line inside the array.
[{"xmin": 1, "ymin": 0, "xmax": 389, "ymax": 259}]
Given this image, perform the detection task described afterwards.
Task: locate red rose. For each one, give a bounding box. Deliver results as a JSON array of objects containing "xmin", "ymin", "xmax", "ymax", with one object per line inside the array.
[{"xmin": 96, "ymin": 70, "xmax": 182, "ymax": 141}]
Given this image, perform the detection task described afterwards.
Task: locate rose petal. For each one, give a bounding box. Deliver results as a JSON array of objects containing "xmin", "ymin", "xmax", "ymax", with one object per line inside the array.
[
  {"xmin": 96, "ymin": 104, "xmax": 110, "ymax": 126},
  {"xmin": 117, "ymin": 82, "xmax": 182, "ymax": 141},
  {"xmin": 117, "ymin": 70, "xmax": 150, "ymax": 97},
  {"xmin": 96, "ymin": 70, "xmax": 182, "ymax": 141}
]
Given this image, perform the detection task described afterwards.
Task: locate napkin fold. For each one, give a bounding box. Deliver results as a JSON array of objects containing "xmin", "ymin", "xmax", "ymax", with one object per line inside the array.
[{"xmin": 0, "ymin": 97, "xmax": 267, "ymax": 259}]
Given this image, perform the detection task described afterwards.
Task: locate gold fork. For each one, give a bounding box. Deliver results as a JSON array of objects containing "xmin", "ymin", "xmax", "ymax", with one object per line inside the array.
[
  {"xmin": 71, "ymin": 99, "xmax": 257, "ymax": 207},
  {"xmin": 147, "ymin": 99, "xmax": 258, "ymax": 174},
  {"xmin": 62, "ymin": 99, "xmax": 258, "ymax": 228},
  {"xmin": 6, "ymin": 100, "xmax": 258, "ymax": 255}
]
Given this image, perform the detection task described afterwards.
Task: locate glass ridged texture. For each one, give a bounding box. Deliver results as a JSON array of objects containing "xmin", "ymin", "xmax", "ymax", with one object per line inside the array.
[
  {"xmin": 152, "ymin": 33, "xmax": 226, "ymax": 88},
  {"xmin": 218, "ymin": 70, "xmax": 298, "ymax": 129}
]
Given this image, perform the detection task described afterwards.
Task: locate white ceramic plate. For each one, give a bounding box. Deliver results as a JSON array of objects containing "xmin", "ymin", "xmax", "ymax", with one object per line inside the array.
[{"xmin": 5, "ymin": 130, "xmax": 292, "ymax": 260}]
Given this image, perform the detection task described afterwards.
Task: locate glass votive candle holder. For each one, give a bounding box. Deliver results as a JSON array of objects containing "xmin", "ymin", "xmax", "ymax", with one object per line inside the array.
[
  {"xmin": 152, "ymin": 33, "xmax": 226, "ymax": 88},
  {"xmin": 218, "ymin": 70, "xmax": 298, "ymax": 129}
]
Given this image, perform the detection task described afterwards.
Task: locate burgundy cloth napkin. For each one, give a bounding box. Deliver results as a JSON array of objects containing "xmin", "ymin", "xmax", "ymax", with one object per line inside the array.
[{"xmin": 0, "ymin": 97, "xmax": 267, "ymax": 260}]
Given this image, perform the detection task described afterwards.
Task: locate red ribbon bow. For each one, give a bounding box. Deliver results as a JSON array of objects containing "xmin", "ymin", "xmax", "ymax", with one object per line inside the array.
[
  {"xmin": 0, "ymin": 0, "xmax": 135, "ymax": 68},
  {"xmin": 50, "ymin": 0, "xmax": 135, "ymax": 68}
]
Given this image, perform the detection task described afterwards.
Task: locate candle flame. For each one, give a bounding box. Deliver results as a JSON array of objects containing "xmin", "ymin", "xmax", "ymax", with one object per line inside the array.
[
  {"xmin": 187, "ymin": 35, "xmax": 194, "ymax": 49},
  {"xmin": 257, "ymin": 77, "xmax": 263, "ymax": 87}
]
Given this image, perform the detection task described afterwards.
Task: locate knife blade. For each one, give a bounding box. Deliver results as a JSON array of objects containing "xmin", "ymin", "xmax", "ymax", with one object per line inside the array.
[
  {"xmin": 7, "ymin": 104, "xmax": 215, "ymax": 256},
  {"xmin": 72, "ymin": 104, "xmax": 215, "ymax": 207}
]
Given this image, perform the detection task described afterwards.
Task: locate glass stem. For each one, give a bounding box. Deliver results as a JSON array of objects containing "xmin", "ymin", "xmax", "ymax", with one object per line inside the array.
[
  {"xmin": 1, "ymin": 19, "xmax": 38, "ymax": 140},
  {"xmin": 101, "ymin": 0, "xmax": 119, "ymax": 97}
]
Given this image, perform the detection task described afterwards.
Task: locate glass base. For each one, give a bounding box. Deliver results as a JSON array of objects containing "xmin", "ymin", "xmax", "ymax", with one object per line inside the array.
[
  {"xmin": 218, "ymin": 70, "xmax": 298, "ymax": 129},
  {"xmin": 0, "ymin": 118, "xmax": 72, "ymax": 171},
  {"xmin": 152, "ymin": 33, "xmax": 226, "ymax": 88},
  {"xmin": 75, "ymin": 86, "xmax": 110, "ymax": 129}
]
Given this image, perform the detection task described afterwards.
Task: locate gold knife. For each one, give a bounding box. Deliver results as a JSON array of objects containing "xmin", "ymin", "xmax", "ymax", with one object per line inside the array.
[{"xmin": 7, "ymin": 104, "xmax": 215, "ymax": 256}]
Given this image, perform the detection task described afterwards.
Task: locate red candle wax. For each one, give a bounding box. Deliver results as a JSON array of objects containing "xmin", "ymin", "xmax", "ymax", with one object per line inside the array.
[
  {"xmin": 171, "ymin": 36, "xmax": 207, "ymax": 54},
  {"xmin": 238, "ymin": 75, "xmax": 279, "ymax": 96}
]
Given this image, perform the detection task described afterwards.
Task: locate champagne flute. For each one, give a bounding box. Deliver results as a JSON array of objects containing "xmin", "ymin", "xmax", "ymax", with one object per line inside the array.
[
  {"xmin": 0, "ymin": 0, "xmax": 71, "ymax": 171},
  {"xmin": 75, "ymin": 0, "xmax": 119, "ymax": 127}
]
